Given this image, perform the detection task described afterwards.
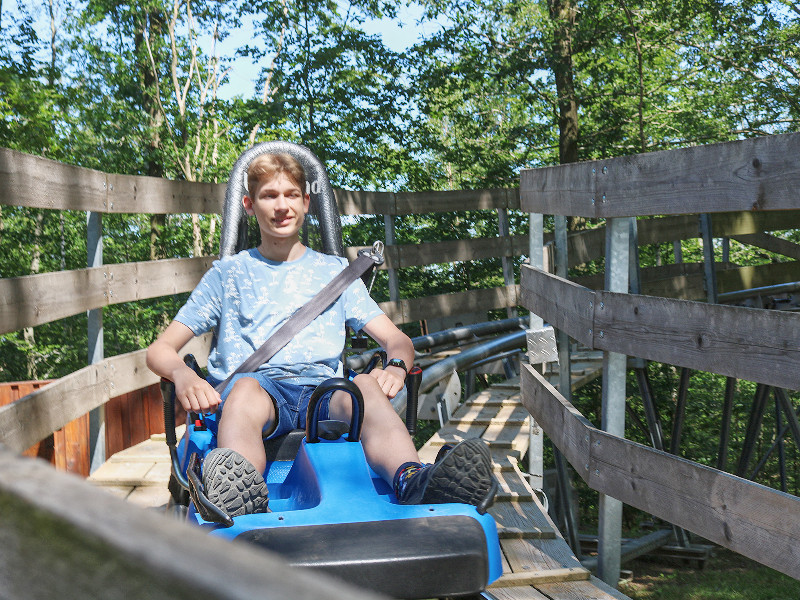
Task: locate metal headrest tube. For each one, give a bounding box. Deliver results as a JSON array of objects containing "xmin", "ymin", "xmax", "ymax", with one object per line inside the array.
[{"xmin": 220, "ymin": 141, "xmax": 344, "ymax": 258}]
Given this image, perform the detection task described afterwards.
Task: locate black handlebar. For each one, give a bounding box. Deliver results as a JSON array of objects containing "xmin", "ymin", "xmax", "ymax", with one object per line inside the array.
[
  {"xmin": 306, "ymin": 377, "xmax": 365, "ymax": 443},
  {"xmin": 405, "ymin": 366, "xmax": 422, "ymax": 436}
]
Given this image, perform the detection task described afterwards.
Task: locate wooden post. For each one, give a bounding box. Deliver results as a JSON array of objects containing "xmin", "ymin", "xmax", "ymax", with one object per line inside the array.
[
  {"xmin": 598, "ymin": 216, "xmax": 631, "ymax": 587},
  {"xmin": 87, "ymin": 210, "xmax": 105, "ymax": 473}
]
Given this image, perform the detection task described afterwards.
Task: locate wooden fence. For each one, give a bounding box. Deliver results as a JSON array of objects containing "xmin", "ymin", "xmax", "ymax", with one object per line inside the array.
[
  {"xmin": 519, "ymin": 132, "xmax": 800, "ymax": 580},
  {"xmin": 2, "ymin": 134, "xmax": 800, "ymax": 593}
]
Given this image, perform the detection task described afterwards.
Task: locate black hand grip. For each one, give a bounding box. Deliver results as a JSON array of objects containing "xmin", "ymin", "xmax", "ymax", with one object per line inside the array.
[
  {"xmin": 405, "ymin": 366, "xmax": 422, "ymax": 436},
  {"xmin": 161, "ymin": 377, "xmax": 190, "ymax": 492}
]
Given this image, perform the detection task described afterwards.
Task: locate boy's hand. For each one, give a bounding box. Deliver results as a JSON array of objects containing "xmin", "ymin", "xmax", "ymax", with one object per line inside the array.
[
  {"xmin": 173, "ymin": 367, "xmax": 221, "ymax": 414},
  {"xmin": 369, "ymin": 366, "xmax": 406, "ymax": 399}
]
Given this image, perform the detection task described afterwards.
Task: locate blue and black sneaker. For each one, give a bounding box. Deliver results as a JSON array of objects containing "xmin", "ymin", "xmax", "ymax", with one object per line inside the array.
[{"xmin": 395, "ymin": 439, "xmax": 497, "ymax": 510}]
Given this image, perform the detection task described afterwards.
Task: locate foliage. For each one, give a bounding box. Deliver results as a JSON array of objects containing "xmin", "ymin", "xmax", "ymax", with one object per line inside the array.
[{"xmin": 619, "ymin": 547, "xmax": 800, "ymax": 600}]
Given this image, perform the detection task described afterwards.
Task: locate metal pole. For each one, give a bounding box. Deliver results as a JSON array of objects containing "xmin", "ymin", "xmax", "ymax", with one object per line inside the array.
[
  {"xmin": 776, "ymin": 397, "xmax": 788, "ymax": 492},
  {"xmin": 552, "ymin": 214, "xmax": 579, "ymax": 554},
  {"xmin": 737, "ymin": 383, "xmax": 770, "ymax": 478},
  {"xmin": 717, "ymin": 377, "xmax": 736, "ymax": 471},
  {"xmin": 670, "ymin": 368, "xmax": 690, "ymax": 455},
  {"xmin": 383, "ymin": 214, "xmax": 399, "ymax": 302},
  {"xmin": 527, "ymin": 212, "xmax": 545, "ymax": 492},
  {"xmin": 774, "ymin": 388, "xmax": 800, "ymax": 452},
  {"xmin": 598, "ymin": 217, "xmax": 630, "ymax": 587},
  {"xmin": 87, "ymin": 211, "xmax": 105, "ymax": 473},
  {"xmin": 635, "ymin": 368, "xmax": 664, "ymax": 451},
  {"xmin": 497, "ymin": 208, "xmax": 517, "ymax": 318},
  {"xmin": 699, "ymin": 214, "xmax": 718, "ymax": 304}
]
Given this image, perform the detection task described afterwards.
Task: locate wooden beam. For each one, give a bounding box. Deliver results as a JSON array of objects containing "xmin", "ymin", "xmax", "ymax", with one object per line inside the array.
[
  {"xmin": 0, "ymin": 446, "xmax": 384, "ymax": 600},
  {"xmin": 522, "ymin": 265, "xmax": 800, "ymax": 389},
  {"xmin": 0, "ymin": 148, "xmax": 225, "ymax": 214},
  {"xmin": 0, "ymin": 335, "xmax": 211, "ymax": 451},
  {"xmin": 521, "ymin": 132, "xmax": 800, "ymax": 217},
  {"xmin": 520, "ymin": 363, "xmax": 800, "ymax": 580},
  {"xmin": 380, "ymin": 286, "xmax": 518, "ymax": 324},
  {"xmin": 520, "ymin": 266, "xmax": 595, "ymax": 347},
  {"xmin": 0, "ymin": 257, "xmax": 214, "ymax": 334},
  {"xmin": 732, "ymin": 233, "xmax": 800, "ymax": 261}
]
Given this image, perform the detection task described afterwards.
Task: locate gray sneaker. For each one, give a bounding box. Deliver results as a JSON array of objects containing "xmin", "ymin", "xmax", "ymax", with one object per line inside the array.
[{"xmin": 202, "ymin": 448, "xmax": 270, "ymax": 517}]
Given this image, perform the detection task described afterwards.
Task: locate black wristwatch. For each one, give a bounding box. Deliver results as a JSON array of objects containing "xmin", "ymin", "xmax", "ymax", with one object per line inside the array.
[{"xmin": 386, "ymin": 358, "xmax": 408, "ymax": 375}]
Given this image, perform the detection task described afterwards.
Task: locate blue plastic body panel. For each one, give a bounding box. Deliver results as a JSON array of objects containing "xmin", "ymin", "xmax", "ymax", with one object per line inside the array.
[{"xmin": 178, "ymin": 419, "xmax": 503, "ymax": 588}]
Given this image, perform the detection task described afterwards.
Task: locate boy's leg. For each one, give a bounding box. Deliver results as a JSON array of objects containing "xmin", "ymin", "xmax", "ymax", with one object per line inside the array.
[
  {"xmin": 329, "ymin": 373, "xmax": 419, "ymax": 484},
  {"xmin": 216, "ymin": 376, "xmax": 276, "ymax": 474},
  {"xmin": 202, "ymin": 376, "xmax": 275, "ymax": 517},
  {"xmin": 330, "ymin": 374, "xmax": 495, "ymax": 507}
]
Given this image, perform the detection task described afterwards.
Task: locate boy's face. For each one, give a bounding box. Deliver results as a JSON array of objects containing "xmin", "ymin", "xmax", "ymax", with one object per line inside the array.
[{"xmin": 243, "ymin": 173, "xmax": 310, "ymax": 242}]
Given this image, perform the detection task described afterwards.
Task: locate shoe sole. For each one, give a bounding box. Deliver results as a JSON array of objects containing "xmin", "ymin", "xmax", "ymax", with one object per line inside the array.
[
  {"xmin": 421, "ymin": 438, "xmax": 495, "ymax": 506},
  {"xmin": 203, "ymin": 448, "xmax": 270, "ymax": 517}
]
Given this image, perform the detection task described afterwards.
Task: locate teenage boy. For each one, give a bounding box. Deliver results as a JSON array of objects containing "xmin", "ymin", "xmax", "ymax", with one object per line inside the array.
[{"xmin": 146, "ymin": 152, "xmax": 494, "ymax": 517}]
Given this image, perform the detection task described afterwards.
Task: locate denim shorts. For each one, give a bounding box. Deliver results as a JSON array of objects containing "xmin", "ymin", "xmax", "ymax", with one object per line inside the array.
[{"xmin": 218, "ymin": 372, "xmax": 333, "ymax": 440}]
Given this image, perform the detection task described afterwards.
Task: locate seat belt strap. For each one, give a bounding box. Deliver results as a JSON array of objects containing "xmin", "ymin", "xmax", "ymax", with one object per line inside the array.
[{"xmin": 214, "ymin": 249, "xmax": 381, "ymax": 393}]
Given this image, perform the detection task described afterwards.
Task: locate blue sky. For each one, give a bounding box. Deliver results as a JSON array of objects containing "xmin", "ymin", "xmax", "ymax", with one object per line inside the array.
[{"xmin": 219, "ymin": 2, "xmax": 445, "ymax": 99}]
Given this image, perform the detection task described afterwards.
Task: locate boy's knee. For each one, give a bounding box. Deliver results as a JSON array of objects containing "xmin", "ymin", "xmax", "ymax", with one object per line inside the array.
[
  {"xmin": 224, "ymin": 377, "xmax": 274, "ymax": 418},
  {"xmin": 352, "ymin": 373, "xmax": 384, "ymax": 396}
]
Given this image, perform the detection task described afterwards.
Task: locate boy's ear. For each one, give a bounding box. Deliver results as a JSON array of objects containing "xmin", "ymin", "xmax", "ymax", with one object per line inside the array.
[
  {"xmin": 303, "ymin": 193, "xmax": 310, "ymax": 214},
  {"xmin": 243, "ymin": 194, "xmax": 255, "ymax": 216}
]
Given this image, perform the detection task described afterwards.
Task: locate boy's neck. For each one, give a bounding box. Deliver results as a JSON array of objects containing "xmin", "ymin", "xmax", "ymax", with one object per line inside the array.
[{"xmin": 257, "ymin": 236, "xmax": 306, "ymax": 262}]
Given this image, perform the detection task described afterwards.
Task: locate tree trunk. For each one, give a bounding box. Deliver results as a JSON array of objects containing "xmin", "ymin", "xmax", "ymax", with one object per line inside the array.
[
  {"xmin": 135, "ymin": 8, "xmax": 167, "ymax": 260},
  {"xmin": 548, "ymin": 0, "xmax": 579, "ymax": 166}
]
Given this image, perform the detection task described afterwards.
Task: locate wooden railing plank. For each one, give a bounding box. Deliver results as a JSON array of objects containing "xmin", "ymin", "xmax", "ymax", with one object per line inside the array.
[
  {"xmin": 0, "ymin": 257, "xmax": 213, "ymax": 334},
  {"xmin": 380, "ymin": 285, "xmax": 518, "ymax": 324},
  {"xmin": 0, "ymin": 335, "xmax": 211, "ymax": 451},
  {"xmin": 521, "ymin": 132, "xmax": 800, "ymax": 217},
  {"xmin": 521, "ymin": 265, "xmax": 800, "ymax": 389},
  {"xmin": 0, "ymin": 445, "xmax": 385, "ymax": 600},
  {"xmin": 520, "ymin": 266, "xmax": 594, "ymax": 347},
  {"xmin": 593, "ymin": 289, "xmax": 800, "ymax": 389},
  {"xmin": 521, "ymin": 363, "xmax": 800, "ymax": 580}
]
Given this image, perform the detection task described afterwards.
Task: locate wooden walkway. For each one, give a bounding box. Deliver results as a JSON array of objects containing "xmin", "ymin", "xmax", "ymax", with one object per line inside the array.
[{"xmin": 418, "ymin": 379, "xmax": 629, "ymax": 600}]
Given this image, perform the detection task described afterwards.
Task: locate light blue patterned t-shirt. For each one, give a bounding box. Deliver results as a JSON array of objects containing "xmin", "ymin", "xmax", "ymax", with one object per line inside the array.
[{"xmin": 174, "ymin": 247, "xmax": 383, "ymax": 385}]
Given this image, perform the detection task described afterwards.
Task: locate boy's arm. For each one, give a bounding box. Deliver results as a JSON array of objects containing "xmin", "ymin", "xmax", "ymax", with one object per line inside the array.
[
  {"xmin": 146, "ymin": 321, "xmax": 221, "ymax": 413},
  {"xmin": 360, "ymin": 314, "xmax": 415, "ymax": 399}
]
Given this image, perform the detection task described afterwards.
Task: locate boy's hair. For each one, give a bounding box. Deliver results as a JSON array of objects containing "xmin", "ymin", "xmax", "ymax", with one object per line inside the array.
[{"xmin": 247, "ymin": 153, "xmax": 307, "ymax": 198}]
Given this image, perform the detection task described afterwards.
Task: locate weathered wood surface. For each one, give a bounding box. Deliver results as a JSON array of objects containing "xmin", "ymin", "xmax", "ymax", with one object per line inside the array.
[
  {"xmin": 0, "ymin": 147, "xmax": 226, "ymax": 214},
  {"xmin": 593, "ymin": 289, "xmax": 800, "ymax": 389},
  {"xmin": 520, "ymin": 267, "xmax": 594, "ymax": 347},
  {"xmin": 0, "ymin": 445, "xmax": 385, "ymax": 600},
  {"xmin": 336, "ymin": 187, "xmax": 519, "ymax": 215},
  {"xmin": 521, "ymin": 363, "xmax": 800, "ymax": 580},
  {"xmin": 0, "ymin": 335, "xmax": 211, "ymax": 452},
  {"xmin": 413, "ymin": 379, "xmax": 632, "ymax": 599},
  {"xmin": 732, "ymin": 232, "xmax": 800, "ymax": 261},
  {"xmin": 1, "ymin": 148, "xmax": 520, "ymax": 215},
  {"xmin": 521, "ymin": 132, "xmax": 800, "ymax": 217},
  {"xmin": 522, "ymin": 265, "xmax": 800, "ymax": 389},
  {"xmin": 380, "ymin": 285, "xmax": 518, "ymax": 324},
  {"xmin": 0, "ymin": 257, "xmax": 214, "ymax": 334}
]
